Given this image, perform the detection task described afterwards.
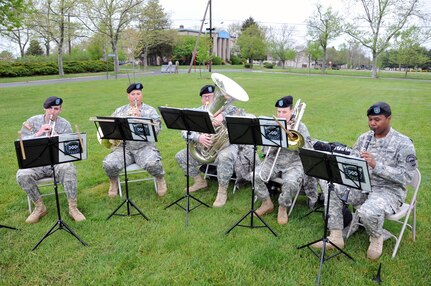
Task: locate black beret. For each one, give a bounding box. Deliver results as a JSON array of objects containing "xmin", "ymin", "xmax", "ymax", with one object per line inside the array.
[
  {"xmin": 275, "ymin": 96, "xmax": 293, "ymax": 108},
  {"xmin": 43, "ymin": 96, "xmax": 63, "ymax": 108},
  {"xmin": 367, "ymin": 102, "xmax": 391, "ymax": 117},
  {"xmin": 200, "ymin": 85, "xmax": 215, "ymax": 96},
  {"xmin": 127, "ymin": 83, "xmax": 143, "ymax": 93}
]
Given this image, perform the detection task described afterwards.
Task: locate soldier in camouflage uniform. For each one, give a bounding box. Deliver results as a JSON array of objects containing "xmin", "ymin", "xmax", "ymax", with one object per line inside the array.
[
  {"xmin": 103, "ymin": 83, "xmax": 167, "ymax": 197},
  {"xmin": 175, "ymin": 85, "xmax": 248, "ymax": 207},
  {"xmin": 16, "ymin": 96, "xmax": 86, "ymax": 223},
  {"xmin": 312, "ymin": 102, "xmax": 417, "ymax": 260},
  {"xmin": 254, "ymin": 96, "xmax": 317, "ymax": 225}
]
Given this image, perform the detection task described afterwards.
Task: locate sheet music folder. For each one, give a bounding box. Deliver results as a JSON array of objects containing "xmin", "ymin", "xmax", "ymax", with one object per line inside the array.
[
  {"xmin": 299, "ymin": 148, "xmax": 371, "ymax": 192},
  {"xmin": 158, "ymin": 107, "xmax": 215, "ymax": 134}
]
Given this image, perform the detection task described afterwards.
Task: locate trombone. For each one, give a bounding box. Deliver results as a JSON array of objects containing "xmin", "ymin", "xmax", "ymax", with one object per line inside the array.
[{"xmin": 258, "ymin": 99, "xmax": 306, "ymax": 183}]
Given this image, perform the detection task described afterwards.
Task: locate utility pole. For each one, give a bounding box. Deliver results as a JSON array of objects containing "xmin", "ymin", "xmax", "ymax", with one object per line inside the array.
[
  {"xmin": 187, "ymin": 1, "xmax": 210, "ymax": 74},
  {"xmin": 206, "ymin": 0, "xmax": 215, "ymax": 72}
]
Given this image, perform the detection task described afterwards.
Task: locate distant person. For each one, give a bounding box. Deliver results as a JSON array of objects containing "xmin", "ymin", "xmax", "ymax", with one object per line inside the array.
[{"xmin": 16, "ymin": 96, "xmax": 86, "ymax": 223}]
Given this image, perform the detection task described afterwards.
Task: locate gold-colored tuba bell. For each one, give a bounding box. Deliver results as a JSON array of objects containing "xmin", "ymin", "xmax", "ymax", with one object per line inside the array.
[{"xmin": 189, "ymin": 73, "xmax": 249, "ymax": 164}]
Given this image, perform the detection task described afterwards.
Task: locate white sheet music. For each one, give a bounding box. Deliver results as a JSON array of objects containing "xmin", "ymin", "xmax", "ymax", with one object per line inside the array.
[
  {"xmin": 335, "ymin": 154, "xmax": 371, "ymax": 193},
  {"xmin": 127, "ymin": 117, "xmax": 156, "ymax": 142},
  {"xmin": 58, "ymin": 133, "xmax": 87, "ymax": 162},
  {"xmin": 258, "ymin": 116, "xmax": 288, "ymax": 148}
]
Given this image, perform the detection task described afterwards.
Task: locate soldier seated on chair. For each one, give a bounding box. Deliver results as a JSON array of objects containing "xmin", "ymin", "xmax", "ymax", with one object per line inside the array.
[
  {"xmin": 311, "ymin": 102, "xmax": 417, "ymax": 260},
  {"xmin": 103, "ymin": 83, "xmax": 168, "ymax": 198},
  {"xmin": 254, "ymin": 95, "xmax": 317, "ymax": 225},
  {"xmin": 175, "ymin": 84, "xmax": 250, "ymax": 208},
  {"xmin": 16, "ymin": 96, "xmax": 86, "ymax": 223}
]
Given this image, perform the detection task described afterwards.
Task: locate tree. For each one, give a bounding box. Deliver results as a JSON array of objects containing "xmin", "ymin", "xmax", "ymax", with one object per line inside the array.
[
  {"xmin": 241, "ymin": 17, "xmax": 258, "ymax": 32},
  {"xmin": 137, "ymin": 0, "xmax": 176, "ymax": 67},
  {"xmin": 344, "ymin": 0, "xmax": 422, "ymax": 78},
  {"xmin": 307, "ymin": 4, "xmax": 342, "ymax": 73},
  {"xmin": 306, "ymin": 41, "xmax": 323, "ymax": 69},
  {"xmin": 393, "ymin": 26, "xmax": 429, "ymax": 76},
  {"xmin": 0, "ymin": 50, "xmax": 14, "ymax": 60},
  {"xmin": 268, "ymin": 24, "xmax": 296, "ymax": 68},
  {"xmin": 78, "ymin": 0, "xmax": 144, "ymax": 75},
  {"xmin": 0, "ymin": 0, "xmax": 26, "ymax": 31},
  {"xmin": 237, "ymin": 24, "xmax": 266, "ymax": 68},
  {"xmin": 26, "ymin": 39, "xmax": 44, "ymax": 55}
]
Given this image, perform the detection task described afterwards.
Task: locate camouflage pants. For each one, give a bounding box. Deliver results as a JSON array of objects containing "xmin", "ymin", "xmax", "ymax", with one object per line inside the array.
[
  {"xmin": 16, "ymin": 163, "xmax": 77, "ymax": 202},
  {"xmin": 255, "ymin": 158, "xmax": 307, "ymax": 208},
  {"xmin": 322, "ymin": 182, "xmax": 403, "ymax": 237},
  {"xmin": 175, "ymin": 144, "xmax": 238, "ymax": 187},
  {"xmin": 103, "ymin": 146, "xmax": 165, "ymax": 179}
]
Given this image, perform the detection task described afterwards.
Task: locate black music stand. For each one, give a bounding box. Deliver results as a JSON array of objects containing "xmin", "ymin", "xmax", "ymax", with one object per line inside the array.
[
  {"xmin": 159, "ymin": 107, "xmax": 214, "ymax": 226},
  {"xmin": 14, "ymin": 134, "xmax": 87, "ymax": 251},
  {"xmin": 0, "ymin": 224, "xmax": 17, "ymax": 230},
  {"xmin": 223, "ymin": 116, "xmax": 290, "ymax": 236},
  {"xmin": 94, "ymin": 116, "xmax": 156, "ymax": 221},
  {"xmin": 297, "ymin": 148, "xmax": 370, "ymax": 286}
]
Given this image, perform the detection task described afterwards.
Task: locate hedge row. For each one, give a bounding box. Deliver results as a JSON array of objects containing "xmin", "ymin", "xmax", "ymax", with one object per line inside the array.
[{"xmin": 0, "ymin": 60, "xmax": 114, "ymax": 77}]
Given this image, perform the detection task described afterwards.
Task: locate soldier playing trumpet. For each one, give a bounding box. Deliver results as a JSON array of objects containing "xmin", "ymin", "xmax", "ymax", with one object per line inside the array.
[
  {"xmin": 103, "ymin": 83, "xmax": 167, "ymax": 197},
  {"xmin": 16, "ymin": 96, "xmax": 86, "ymax": 223},
  {"xmin": 254, "ymin": 96, "xmax": 318, "ymax": 225}
]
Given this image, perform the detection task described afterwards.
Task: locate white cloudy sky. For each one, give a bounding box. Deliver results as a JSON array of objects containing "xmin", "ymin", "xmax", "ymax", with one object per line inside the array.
[{"xmin": 159, "ymin": 0, "xmax": 431, "ymax": 48}]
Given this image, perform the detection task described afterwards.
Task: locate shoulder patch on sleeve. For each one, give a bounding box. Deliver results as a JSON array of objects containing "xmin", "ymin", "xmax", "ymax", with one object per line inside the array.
[
  {"xmin": 23, "ymin": 122, "xmax": 32, "ymax": 130},
  {"xmin": 406, "ymin": 154, "xmax": 417, "ymax": 167}
]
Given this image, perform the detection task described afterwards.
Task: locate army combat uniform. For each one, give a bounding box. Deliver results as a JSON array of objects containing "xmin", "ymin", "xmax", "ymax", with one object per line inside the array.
[
  {"xmin": 102, "ymin": 103, "xmax": 165, "ymax": 179},
  {"xmin": 324, "ymin": 128, "xmax": 417, "ymax": 238},
  {"xmin": 175, "ymin": 104, "xmax": 245, "ymax": 188},
  {"xmin": 255, "ymin": 122, "xmax": 318, "ymax": 208},
  {"xmin": 16, "ymin": 115, "xmax": 78, "ymax": 202}
]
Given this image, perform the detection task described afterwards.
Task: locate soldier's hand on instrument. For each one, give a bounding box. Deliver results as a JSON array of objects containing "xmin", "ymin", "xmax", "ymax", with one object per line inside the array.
[
  {"xmin": 36, "ymin": 124, "xmax": 52, "ymax": 137},
  {"xmin": 360, "ymin": 151, "xmax": 376, "ymax": 169},
  {"xmin": 213, "ymin": 114, "xmax": 223, "ymax": 126},
  {"xmin": 199, "ymin": 134, "xmax": 212, "ymax": 148}
]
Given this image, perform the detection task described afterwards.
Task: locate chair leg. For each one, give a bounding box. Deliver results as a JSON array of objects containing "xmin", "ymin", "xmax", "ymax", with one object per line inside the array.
[
  {"xmin": 288, "ymin": 189, "xmax": 301, "ymax": 217},
  {"xmin": 117, "ymin": 177, "xmax": 123, "ymax": 197},
  {"xmin": 27, "ymin": 196, "xmax": 32, "ymax": 214},
  {"xmin": 413, "ymin": 205, "xmax": 416, "ymax": 241}
]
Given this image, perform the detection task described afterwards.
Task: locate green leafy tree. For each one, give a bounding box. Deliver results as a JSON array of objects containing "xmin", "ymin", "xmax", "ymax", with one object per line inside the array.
[
  {"xmin": 344, "ymin": 0, "xmax": 422, "ymax": 78},
  {"xmin": 306, "ymin": 41, "xmax": 323, "ymax": 69},
  {"xmin": 237, "ymin": 24, "xmax": 266, "ymax": 68},
  {"xmin": 307, "ymin": 4, "xmax": 342, "ymax": 73},
  {"xmin": 26, "ymin": 39, "xmax": 44, "ymax": 56},
  {"xmin": 0, "ymin": 0, "xmax": 26, "ymax": 31},
  {"xmin": 137, "ymin": 0, "xmax": 176, "ymax": 67},
  {"xmin": 0, "ymin": 50, "xmax": 14, "ymax": 60}
]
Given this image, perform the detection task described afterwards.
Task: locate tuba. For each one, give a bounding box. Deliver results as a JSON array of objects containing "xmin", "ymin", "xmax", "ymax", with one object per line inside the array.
[{"xmin": 189, "ymin": 73, "xmax": 249, "ymax": 164}]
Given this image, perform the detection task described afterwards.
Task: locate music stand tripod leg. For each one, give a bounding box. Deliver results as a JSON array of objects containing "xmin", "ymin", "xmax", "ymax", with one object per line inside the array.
[
  {"xmin": 0, "ymin": 224, "xmax": 18, "ymax": 230},
  {"xmin": 32, "ymin": 165, "xmax": 87, "ymax": 251},
  {"xmin": 107, "ymin": 141, "xmax": 149, "ymax": 220},
  {"xmin": 225, "ymin": 145, "xmax": 277, "ymax": 237}
]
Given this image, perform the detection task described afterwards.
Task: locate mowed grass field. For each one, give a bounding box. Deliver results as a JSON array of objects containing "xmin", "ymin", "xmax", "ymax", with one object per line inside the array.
[{"xmin": 0, "ymin": 72, "xmax": 430, "ymax": 285}]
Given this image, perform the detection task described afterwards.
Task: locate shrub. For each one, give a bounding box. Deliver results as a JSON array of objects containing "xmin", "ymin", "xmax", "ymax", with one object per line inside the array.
[
  {"xmin": 212, "ymin": 56, "xmax": 222, "ymax": 65},
  {"xmin": 244, "ymin": 63, "xmax": 251, "ymax": 68},
  {"xmin": 230, "ymin": 55, "xmax": 242, "ymax": 65},
  {"xmin": 263, "ymin": 62, "xmax": 274, "ymax": 69}
]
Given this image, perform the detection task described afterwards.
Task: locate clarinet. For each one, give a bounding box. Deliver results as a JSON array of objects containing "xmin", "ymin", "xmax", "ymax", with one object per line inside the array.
[{"xmin": 362, "ymin": 131, "xmax": 374, "ymax": 152}]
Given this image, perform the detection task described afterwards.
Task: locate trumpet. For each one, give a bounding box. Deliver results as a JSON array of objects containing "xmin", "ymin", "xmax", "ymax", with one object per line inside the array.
[
  {"xmin": 47, "ymin": 114, "xmax": 56, "ymax": 137},
  {"xmin": 258, "ymin": 99, "xmax": 306, "ymax": 183}
]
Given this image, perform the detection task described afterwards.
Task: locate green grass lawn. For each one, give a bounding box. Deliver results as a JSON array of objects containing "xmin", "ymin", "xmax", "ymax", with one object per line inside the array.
[{"xmin": 0, "ymin": 73, "xmax": 430, "ymax": 285}]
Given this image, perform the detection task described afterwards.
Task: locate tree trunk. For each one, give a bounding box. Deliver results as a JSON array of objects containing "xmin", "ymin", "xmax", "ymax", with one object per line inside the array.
[
  {"xmin": 371, "ymin": 51, "xmax": 378, "ymax": 78},
  {"xmin": 322, "ymin": 47, "xmax": 327, "ymax": 73}
]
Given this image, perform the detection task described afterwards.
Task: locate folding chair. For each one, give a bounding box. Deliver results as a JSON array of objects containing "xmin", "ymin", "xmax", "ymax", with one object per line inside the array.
[
  {"xmin": 346, "ymin": 168, "xmax": 421, "ymax": 258},
  {"xmin": 28, "ymin": 177, "xmax": 64, "ymax": 213},
  {"xmin": 203, "ymin": 163, "xmax": 237, "ymax": 193},
  {"xmin": 117, "ymin": 163, "xmax": 157, "ymax": 197}
]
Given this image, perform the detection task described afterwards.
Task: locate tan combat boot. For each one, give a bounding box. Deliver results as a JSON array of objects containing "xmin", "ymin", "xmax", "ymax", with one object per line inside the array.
[
  {"xmin": 26, "ymin": 198, "xmax": 47, "ymax": 224},
  {"xmin": 277, "ymin": 205, "xmax": 288, "ymax": 225},
  {"xmin": 213, "ymin": 185, "xmax": 228, "ymax": 207},
  {"xmin": 68, "ymin": 199, "xmax": 86, "ymax": 222},
  {"xmin": 311, "ymin": 229, "xmax": 345, "ymax": 250},
  {"xmin": 156, "ymin": 177, "xmax": 167, "ymax": 197},
  {"xmin": 367, "ymin": 235, "xmax": 384, "ymax": 260},
  {"xmin": 187, "ymin": 175, "xmax": 208, "ymax": 193},
  {"xmin": 255, "ymin": 198, "xmax": 274, "ymax": 217},
  {"xmin": 108, "ymin": 178, "xmax": 119, "ymax": 198}
]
